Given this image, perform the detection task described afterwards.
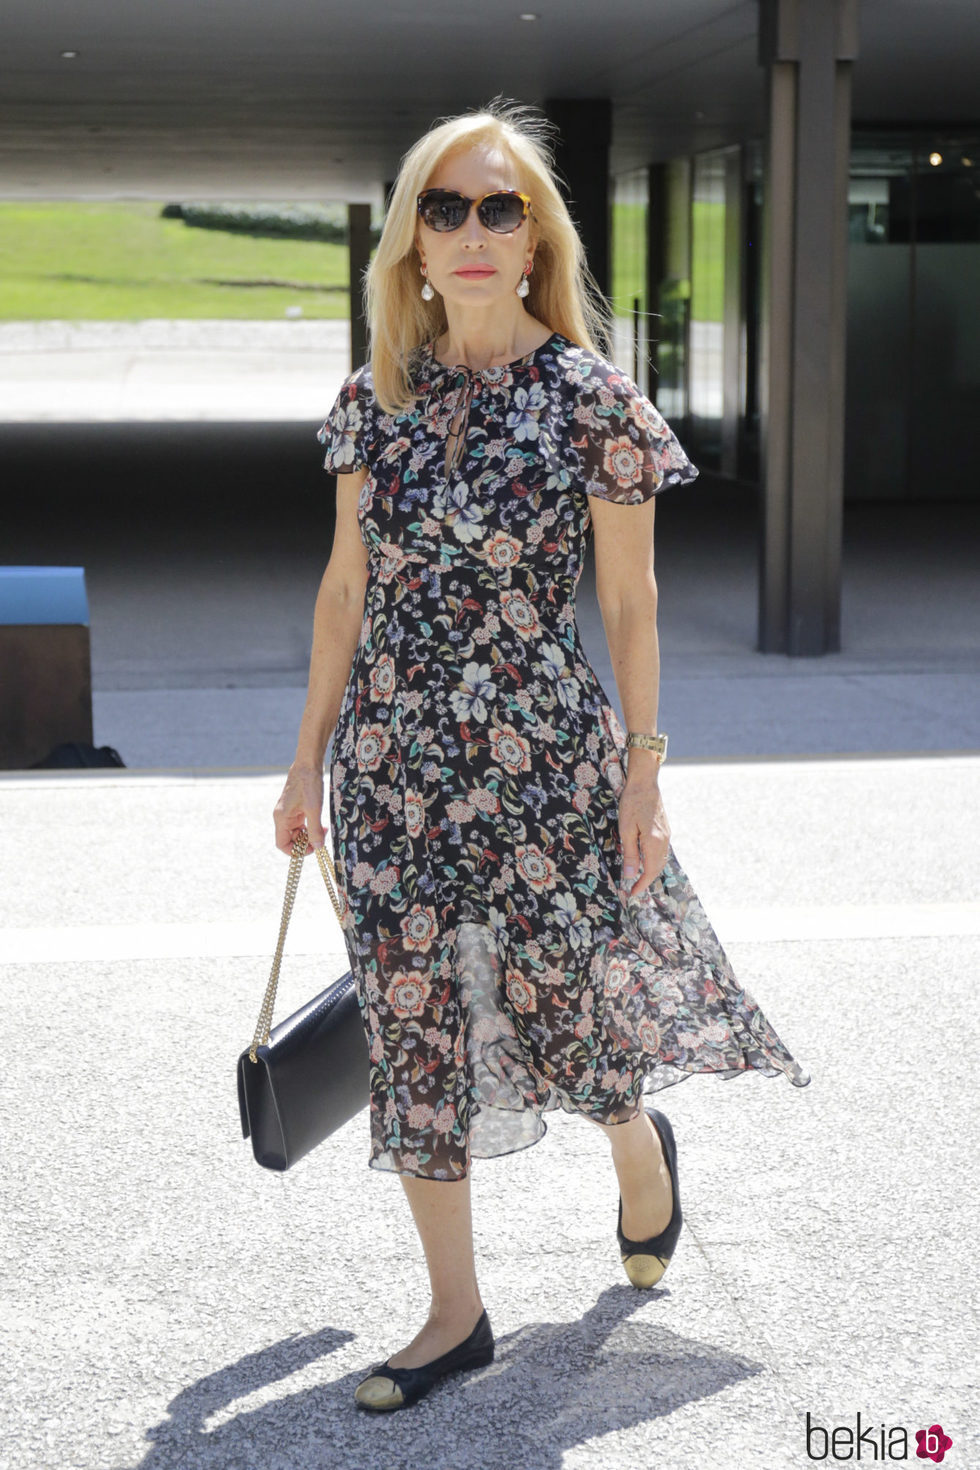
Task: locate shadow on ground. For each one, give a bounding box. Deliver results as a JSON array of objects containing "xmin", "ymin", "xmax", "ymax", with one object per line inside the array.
[{"xmin": 136, "ymin": 1286, "xmax": 765, "ymax": 1470}]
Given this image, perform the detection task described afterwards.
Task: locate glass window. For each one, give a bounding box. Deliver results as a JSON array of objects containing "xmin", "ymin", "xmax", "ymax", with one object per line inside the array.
[
  {"xmin": 656, "ymin": 159, "xmax": 691, "ymax": 424},
  {"xmin": 689, "ymin": 150, "xmax": 727, "ymax": 465},
  {"xmin": 846, "ymin": 131, "xmax": 980, "ymax": 499},
  {"xmin": 611, "ymin": 168, "xmax": 649, "ymax": 389}
]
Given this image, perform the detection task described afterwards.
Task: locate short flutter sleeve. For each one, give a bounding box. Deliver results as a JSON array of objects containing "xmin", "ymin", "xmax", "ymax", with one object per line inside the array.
[
  {"xmin": 568, "ymin": 360, "xmax": 698, "ymax": 505},
  {"xmin": 316, "ymin": 365, "xmax": 377, "ymax": 474}
]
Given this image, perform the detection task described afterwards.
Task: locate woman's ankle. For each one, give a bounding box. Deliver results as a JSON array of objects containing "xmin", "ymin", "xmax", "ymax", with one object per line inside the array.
[
  {"xmin": 607, "ymin": 1110, "xmax": 661, "ymax": 1165},
  {"xmin": 427, "ymin": 1295, "xmax": 484, "ymax": 1331}
]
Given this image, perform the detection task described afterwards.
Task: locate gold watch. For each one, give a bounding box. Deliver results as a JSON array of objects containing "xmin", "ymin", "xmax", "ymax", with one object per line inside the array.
[{"xmin": 626, "ymin": 731, "xmax": 668, "ymax": 764}]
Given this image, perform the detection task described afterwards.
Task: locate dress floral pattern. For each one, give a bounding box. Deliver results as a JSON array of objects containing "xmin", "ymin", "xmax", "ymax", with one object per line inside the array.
[{"xmin": 317, "ymin": 329, "xmax": 811, "ymax": 1181}]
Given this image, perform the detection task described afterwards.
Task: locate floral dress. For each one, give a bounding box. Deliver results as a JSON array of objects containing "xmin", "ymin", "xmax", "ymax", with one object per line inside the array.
[{"xmin": 316, "ymin": 329, "xmax": 811, "ymax": 1182}]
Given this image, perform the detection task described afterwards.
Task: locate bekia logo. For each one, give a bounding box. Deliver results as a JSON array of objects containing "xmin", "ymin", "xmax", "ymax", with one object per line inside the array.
[{"xmin": 805, "ymin": 1412, "xmax": 953, "ymax": 1461}]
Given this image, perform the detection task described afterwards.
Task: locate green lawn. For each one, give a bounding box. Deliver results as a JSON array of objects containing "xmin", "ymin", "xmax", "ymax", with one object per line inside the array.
[
  {"xmin": 611, "ymin": 200, "xmax": 647, "ymax": 314},
  {"xmin": 691, "ymin": 199, "xmax": 725, "ymax": 323},
  {"xmin": 612, "ymin": 198, "xmax": 724, "ymax": 324},
  {"xmin": 0, "ymin": 202, "xmax": 352, "ymax": 319}
]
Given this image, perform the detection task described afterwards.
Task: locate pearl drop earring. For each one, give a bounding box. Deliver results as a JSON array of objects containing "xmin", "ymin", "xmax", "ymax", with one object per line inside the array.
[
  {"xmin": 420, "ymin": 265, "xmax": 435, "ymax": 302},
  {"xmin": 516, "ymin": 262, "xmax": 532, "ymax": 299}
]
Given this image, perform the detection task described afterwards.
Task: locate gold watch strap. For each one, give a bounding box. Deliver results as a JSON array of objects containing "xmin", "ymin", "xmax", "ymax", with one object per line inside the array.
[
  {"xmin": 248, "ymin": 830, "xmax": 343, "ymax": 1063},
  {"xmin": 626, "ymin": 731, "xmax": 668, "ymax": 762}
]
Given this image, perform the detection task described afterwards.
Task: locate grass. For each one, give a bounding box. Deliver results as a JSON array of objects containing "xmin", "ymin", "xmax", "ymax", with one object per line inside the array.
[
  {"xmin": 611, "ymin": 200, "xmax": 647, "ymax": 314},
  {"xmin": 691, "ymin": 199, "xmax": 725, "ymax": 323},
  {"xmin": 0, "ymin": 202, "xmax": 352, "ymax": 319},
  {"xmin": 612, "ymin": 198, "xmax": 725, "ymax": 325}
]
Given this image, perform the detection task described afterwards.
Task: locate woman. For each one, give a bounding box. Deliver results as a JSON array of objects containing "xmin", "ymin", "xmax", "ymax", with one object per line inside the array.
[{"xmin": 273, "ymin": 98, "xmax": 811, "ymax": 1413}]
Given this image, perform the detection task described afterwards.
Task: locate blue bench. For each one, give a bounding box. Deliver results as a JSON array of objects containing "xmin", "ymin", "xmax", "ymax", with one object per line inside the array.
[{"xmin": 0, "ymin": 567, "xmax": 93, "ymax": 769}]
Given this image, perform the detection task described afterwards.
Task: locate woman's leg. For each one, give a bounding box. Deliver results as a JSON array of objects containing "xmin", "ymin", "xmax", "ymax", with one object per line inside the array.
[
  {"xmin": 385, "ymin": 1173, "xmax": 486, "ymax": 1369},
  {"xmin": 593, "ymin": 1110, "xmax": 673, "ymax": 1240}
]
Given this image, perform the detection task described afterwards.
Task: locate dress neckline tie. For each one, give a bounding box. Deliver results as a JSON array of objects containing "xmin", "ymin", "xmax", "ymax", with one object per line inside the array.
[{"xmin": 446, "ymin": 366, "xmax": 477, "ymax": 477}]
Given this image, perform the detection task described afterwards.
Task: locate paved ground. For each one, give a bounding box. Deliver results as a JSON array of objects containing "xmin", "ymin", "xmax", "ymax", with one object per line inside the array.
[
  {"xmin": 2, "ymin": 758, "xmax": 978, "ymax": 1470},
  {"xmin": 0, "ymin": 320, "xmax": 351, "ymax": 423}
]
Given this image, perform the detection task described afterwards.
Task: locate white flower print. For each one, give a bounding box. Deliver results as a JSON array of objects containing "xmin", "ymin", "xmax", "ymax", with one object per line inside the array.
[
  {"xmin": 506, "ymin": 381, "xmax": 547, "ymax": 442},
  {"xmin": 449, "ymin": 661, "xmax": 495, "ymax": 723},
  {"xmin": 538, "ymin": 640, "xmax": 582, "ymax": 712},
  {"xmin": 553, "ymin": 889, "xmax": 592, "ymax": 950},
  {"xmin": 432, "ymin": 480, "xmax": 487, "ymax": 543},
  {"xmin": 324, "ymin": 398, "xmax": 362, "ymax": 467}
]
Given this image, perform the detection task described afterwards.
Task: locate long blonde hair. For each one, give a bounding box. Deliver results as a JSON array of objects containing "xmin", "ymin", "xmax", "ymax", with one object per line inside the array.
[{"xmin": 364, "ymin": 96, "xmax": 613, "ymax": 415}]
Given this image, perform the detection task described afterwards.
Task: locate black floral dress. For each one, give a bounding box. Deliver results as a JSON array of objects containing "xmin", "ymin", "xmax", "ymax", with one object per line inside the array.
[{"xmin": 316, "ymin": 329, "xmax": 810, "ymax": 1182}]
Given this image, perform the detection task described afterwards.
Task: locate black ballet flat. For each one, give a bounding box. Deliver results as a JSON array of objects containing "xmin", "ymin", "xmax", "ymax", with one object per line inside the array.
[
  {"xmin": 353, "ymin": 1308, "xmax": 495, "ymax": 1412},
  {"xmin": 617, "ymin": 1107, "xmax": 683, "ymax": 1289}
]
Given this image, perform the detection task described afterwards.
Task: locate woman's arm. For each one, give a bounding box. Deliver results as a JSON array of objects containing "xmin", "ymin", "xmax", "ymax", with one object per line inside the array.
[
  {"xmin": 273, "ymin": 470, "xmax": 370, "ymax": 853},
  {"xmin": 591, "ymin": 495, "xmax": 671, "ymax": 895}
]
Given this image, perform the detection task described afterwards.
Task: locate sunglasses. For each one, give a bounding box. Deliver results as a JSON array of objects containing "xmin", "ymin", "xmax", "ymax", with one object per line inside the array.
[{"xmin": 416, "ymin": 188, "xmax": 532, "ymax": 234}]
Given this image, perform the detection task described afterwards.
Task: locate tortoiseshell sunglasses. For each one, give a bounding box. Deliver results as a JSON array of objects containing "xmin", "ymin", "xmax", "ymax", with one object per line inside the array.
[{"xmin": 416, "ymin": 188, "xmax": 533, "ymax": 234}]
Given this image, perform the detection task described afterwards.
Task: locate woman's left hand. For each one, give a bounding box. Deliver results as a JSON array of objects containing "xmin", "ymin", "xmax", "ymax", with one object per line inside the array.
[{"xmin": 618, "ymin": 769, "xmax": 670, "ymax": 898}]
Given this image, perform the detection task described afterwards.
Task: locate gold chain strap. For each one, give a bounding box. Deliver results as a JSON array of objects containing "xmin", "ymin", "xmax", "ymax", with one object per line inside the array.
[{"xmin": 248, "ymin": 831, "xmax": 344, "ymax": 1063}]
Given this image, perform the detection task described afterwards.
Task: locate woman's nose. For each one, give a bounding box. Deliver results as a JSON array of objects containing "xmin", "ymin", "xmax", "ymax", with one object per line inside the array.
[{"xmin": 459, "ymin": 208, "xmax": 488, "ymax": 245}]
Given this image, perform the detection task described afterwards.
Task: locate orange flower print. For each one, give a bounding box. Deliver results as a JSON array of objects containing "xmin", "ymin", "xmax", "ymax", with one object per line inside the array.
[
  {"xmin": 505, "ymin": 968, "xmax": 538, "ymax": 1014},
  {"xmin": 488, "ymin": 724, "xmax": 533, "ymax": 775},
  {"xmin": 514, "ymin": 842, "xmax": 558, "ymax": 894},
  {"xmin": 481, "ymin": 530, "xmax": 523, "ymax": 574},
  {"xmin": 603, "ymin": 435, "xmax": 645, "ymax": 490},
  {"xmin": 404, "ymin": 789, "xmax": 425, "ymax": 839},
  {"xmin": 603, "ymin": 956, "xmax": 633, "ymax": 998},
  {"xmin": 356, "ymin": 724, "xmax": 392, "ymax": 773},
  {"xmin": 369, "ymin": 654, "xmax": 396, "ymax": 703},
  {"xmin": 628, "ymin": 395, "xmax": 668, "ymax": 439},
  {"xmin": 400, "ymin": 904, "xmax": 438, "ymax": 952},
  {"xmin": 636, "ymin": 1017, "xmax": 662, "ymax": 1051},
  {"xmin": 499, "ymin": 587, "xmax": 543, "ymax": 641},
  {"xmin": 384, "ymin": 971, "xmax": 432, "ymax": 1019}
]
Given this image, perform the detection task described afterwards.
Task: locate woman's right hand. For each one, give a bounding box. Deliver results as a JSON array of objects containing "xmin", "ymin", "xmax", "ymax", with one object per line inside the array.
[{"xmin": 273, "ymin": 763, "xmax": 326, "ymax": 855}]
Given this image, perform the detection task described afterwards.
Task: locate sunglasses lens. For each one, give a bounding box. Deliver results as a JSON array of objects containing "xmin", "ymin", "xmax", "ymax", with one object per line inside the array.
[
  {"xmin": 418, "ymin": 191, "xmax": 467, "ymax": 231},
  {"xmin": 479, "ymin": 193, "xmax": 527, "ymax": 233}
]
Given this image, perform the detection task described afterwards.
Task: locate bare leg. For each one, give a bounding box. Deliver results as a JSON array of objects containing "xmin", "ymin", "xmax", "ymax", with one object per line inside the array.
[
  {"xmin": 385, "ymin": 1173, "xmax": 486, "ymax": 1369},
  {"xmin": 594, "ymin": 1110, "xmax": 673, "ymax": 1240}
]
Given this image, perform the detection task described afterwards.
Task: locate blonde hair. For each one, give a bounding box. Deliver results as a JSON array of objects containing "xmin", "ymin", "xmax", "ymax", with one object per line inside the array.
[{"xmin": 363, "ymin": 96, "xmax": 613, "ymax": 415}]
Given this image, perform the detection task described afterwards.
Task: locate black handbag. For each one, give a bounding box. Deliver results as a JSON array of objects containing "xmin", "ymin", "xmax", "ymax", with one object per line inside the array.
[{"xmin": 237, "ymin": 831, "xmax": 370, "ymax": 1171}]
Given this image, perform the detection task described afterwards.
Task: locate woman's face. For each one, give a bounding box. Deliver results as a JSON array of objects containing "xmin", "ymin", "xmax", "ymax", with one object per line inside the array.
[{"xmin": 414, "ymin": 145, "xmax": 536, "ymax": 309}]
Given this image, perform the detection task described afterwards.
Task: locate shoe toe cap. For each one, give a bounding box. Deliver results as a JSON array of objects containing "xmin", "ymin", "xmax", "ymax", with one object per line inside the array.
[{"xmin": 354, "ymin": 1374, "xmax": 406, "ymax": 1411}]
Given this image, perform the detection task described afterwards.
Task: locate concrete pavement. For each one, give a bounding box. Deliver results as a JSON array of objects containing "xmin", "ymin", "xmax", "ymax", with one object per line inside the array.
[
  {"xmin": 1, "ymin": 757, "xmax": 978, "ymax": 1469},
  {"xmin": 0, "ymin": 320, "xmax": 351, "ymax": 424}
]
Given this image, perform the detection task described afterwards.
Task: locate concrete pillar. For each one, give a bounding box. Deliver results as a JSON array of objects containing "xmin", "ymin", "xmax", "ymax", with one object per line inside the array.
[
  {"xmin": 758, "ymin": 0, "xmax": 858, "ymax": 654},
  {"xmin": 543, "ymin": 99, "xmax": 612, "ymax": 309},
  {"xmin": 347, "ymin": 203, "xmax": 372, "ymax": 370}
]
